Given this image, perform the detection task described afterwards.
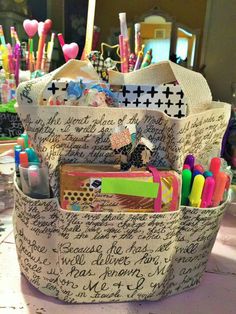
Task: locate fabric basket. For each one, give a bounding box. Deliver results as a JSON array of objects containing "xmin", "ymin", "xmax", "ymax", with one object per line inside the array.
[
  {"xmin": 15, "ymin": 60, "xmax": 231, "ymax": 197},
  {"xmin": 13, "ymin": 59, "xmax": 231, "ymax": 303},
  {"xmin": 13, "ymin": 181, "xmax": 228, "ymax": 303}
]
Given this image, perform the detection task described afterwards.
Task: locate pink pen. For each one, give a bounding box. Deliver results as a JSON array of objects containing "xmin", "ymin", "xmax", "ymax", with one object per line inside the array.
[
  {"xmin": 200, "ymin": 177, "xmax": 215, "ymax": 208},
  {"xmin": 58, "ymin": 33, "xmax": 69, "ymax": 62},
  {"xmin": 209, "ymin": 157, "xmax": 221, "ymax": 178},
  {"xmin": 211, "ymin": 172, "xmax": 228, "ymax": 207},
  {"xmin": 183, "ymin": 164, "xmax": 191, "ymax": 170},
  {"xmin": 7, "ymin": 44, "xmax": 14, "ymax": 74},
  {"xmin": 194, "ymin": 164, "xmax": 204, "ymax": 173},
  {"xmin": 119, "ymin": 34, "xmax": 128, "ymax": 73},
  {"xmin": 14, "ymin": 44, "xmax": 20, "ymax": 87}
]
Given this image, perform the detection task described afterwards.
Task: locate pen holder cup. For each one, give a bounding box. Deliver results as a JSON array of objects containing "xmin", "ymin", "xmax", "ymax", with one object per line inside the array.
[
  {"xmin": 19, "ymin": 163, "xmax": 50, "ymax": 199},
  {"xmin": 13, "ymin": 179, "xmax": 229, "ymax": 304}
]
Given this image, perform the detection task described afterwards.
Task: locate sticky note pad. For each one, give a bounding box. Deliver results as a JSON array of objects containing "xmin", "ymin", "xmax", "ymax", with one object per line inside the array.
[{"xmin": 101, "ymin": 178, "xmax": 159, "ymax": 198}]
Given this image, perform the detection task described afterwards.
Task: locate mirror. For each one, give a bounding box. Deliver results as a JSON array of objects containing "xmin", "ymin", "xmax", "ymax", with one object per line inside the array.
[
  {"xmin": 175, "ymin": 24, "xmax": 199, "ymax": 69},
  {"xmin": 135, "ymin": 7, "xmax": 200, "ymax": 69},
  {"xmin": 140, "ymin": 15, "xmax": 172, "ymax": 63}
]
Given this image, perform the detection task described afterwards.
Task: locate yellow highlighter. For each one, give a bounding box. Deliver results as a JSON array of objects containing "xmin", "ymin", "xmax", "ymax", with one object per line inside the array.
[
  {"xmin": 1, "ymin": 45, "xmax": 9, "ymax": 74},
  {"xmin": 189, "ymin": 174, "xmax": 205, "ymax": 207}
]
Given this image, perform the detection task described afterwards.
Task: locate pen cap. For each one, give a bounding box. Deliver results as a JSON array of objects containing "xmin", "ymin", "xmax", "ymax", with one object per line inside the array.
[
  {"xmin": 19, "ymin": 151, "xmax": 28, "ymax": 167},
  {"xmin": 119, "ymin": 13, "xmax": 128, "ymax": 38},
  {"xmin": 30, "ymin": 148, "xmax": 40, "ymax": 163},
  {"xmin": 184, "ymin": 154, "xmax": 195, "ymax": 170},
  {"xmin": 25, "ymin": 148, "xmax": 40, "ymax": 163},
  {"xmin": 194, "ymin": 164, "xmax": 204, "ymax": 173},
  {"xmin": 14, "ymin": 148, "xmax": 21, "ymax": 166},
  {"xmin": 183, "ymin": 164, "xmax": 191, "ymax": 170},
  {"xmin": 200, "ymin": 176, "xmax": 215, "ymax": 208},
  {"xmin": 181, "ymin": 169, "xmax": 192, "ymax": 205},
  {"xmin": 20, "ymin": 133, "xmax": 29, "ymax": 148},
  {"xmin": 211, "ymin": 172, "xmax": 228, "ymax": 206},
  {"xmin": 203, "ymin": 170, "xmax": 213, "ymax": 178},
  {"xmin": 17, "ymin": 137, "xmax": 25, "ymax": 148},
  {"xmin": 209, "ymin": 157, "xmax": 221, "ymax": 177},
  {"xmin": 192, "ymin": 170, "xmax": 202, "ymax": 179},
  {"xmin": 14, "ymin": 144, "xmax": 22, "ymax": 151},
  {"xmin": 189, "ymin": 174, "xmax": 205, "ymax": 207}
]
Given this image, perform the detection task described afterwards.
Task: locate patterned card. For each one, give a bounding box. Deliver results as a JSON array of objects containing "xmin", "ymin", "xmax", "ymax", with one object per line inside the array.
[
  {"xmin": 41, "ymin": 80, "xmax": 187, "ymax": 119},
  {"xmin": 41, "ymin": 80, "xmax": 69, "ymax": 106},
  {"xmin": 112, "ymin": 83, "xmax": 187, "ymax": 118}
]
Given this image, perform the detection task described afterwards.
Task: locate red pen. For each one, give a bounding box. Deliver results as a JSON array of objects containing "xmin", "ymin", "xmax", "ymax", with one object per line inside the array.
[
  {"xmin": 209, "ymin": 157, "xmax": 221, "ymax": 178},
  {"xmin": 19, "ymin": 151, "xmax": 29, "ymax": 167},
  {"xmin": 194, "ymin": 164, "xmax": 204, "ymax": 173}
]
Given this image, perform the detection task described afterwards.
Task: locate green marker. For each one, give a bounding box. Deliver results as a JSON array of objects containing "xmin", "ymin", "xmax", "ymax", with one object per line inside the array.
[
  {"xmin": 20, "ymin": 133, "xmax": 29, "ymax": 148},
  {"xmin": 181, "ymin": 169, "xmax": 192, "ymax": 206},
  {"xmin": 141, "ymin": 49, "xmax": 152, "ymax": 68}
]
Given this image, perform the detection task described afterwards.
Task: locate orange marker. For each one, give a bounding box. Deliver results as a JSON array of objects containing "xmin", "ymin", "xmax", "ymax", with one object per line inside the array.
[
  {"xmin": 211, "ymin": 172, "xmax": 228, "ymax": 207},
  {"xmin": 35, "ymin": 19, "xmax": 52, "ymax": 70},
  {"xmin": 209, "ymin": 157, "xmax": 221, "ymax": 178}
]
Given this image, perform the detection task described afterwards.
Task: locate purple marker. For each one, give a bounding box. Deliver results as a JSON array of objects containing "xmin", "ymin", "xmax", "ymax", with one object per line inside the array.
[{"xmin": 184, "ymin": 154, "xmax": 195, "ymax": 170}]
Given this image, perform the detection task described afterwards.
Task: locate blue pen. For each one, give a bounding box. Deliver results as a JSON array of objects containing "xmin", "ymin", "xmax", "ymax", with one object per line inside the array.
[
  {"xmin": 14, "ymin": 148, "xmax": 22, "ymax": 188},
  {"xmin": 192, "ymin": 170, "xmax": 202, "ymax": 179},
  {"xmin": 14, "ymin": 149, "xmax": 21, "ymax": 168},
  {"xmin": 203, "ymin": 170, "xmax": 213, "ymax": 178}
]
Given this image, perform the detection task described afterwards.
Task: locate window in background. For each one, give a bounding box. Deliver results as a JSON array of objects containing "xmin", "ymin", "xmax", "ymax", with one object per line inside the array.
[
  {"xmin": 143, "ymin": 39, "xmax": 170, "ymax": 63},
  {"xmin": 176, "ymin": 27, "xmax": 196, "ymax": 68},
  {"xmin": 140, "ymin": 15, "xmax": 172, "ymax": 63}
]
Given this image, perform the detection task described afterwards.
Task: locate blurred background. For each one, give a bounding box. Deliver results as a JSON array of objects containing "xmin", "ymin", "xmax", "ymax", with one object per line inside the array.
[{"xmin": 0, "ymin": 0, "xmax": 236, "ymax": 104}]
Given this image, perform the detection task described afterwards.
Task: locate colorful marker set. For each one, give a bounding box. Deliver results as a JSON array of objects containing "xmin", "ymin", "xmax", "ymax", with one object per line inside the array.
[
  {"xmin": 14, "ymin": 133, "xmax": 39, "ymax": 169},
  {"xmin": 22, "ymin": 19, "xmax": 54, "ymax": 74},
  {"xmin": 14, "ymin": 133, "xmax": 50, "ymax": 199},
  {"xmin": 0, "ymin": 19, "xmax": 80, "ymax": 91},
  {"xmin": 118, "ymin": 13, "xmax": 152, "ymax": 73},
  {"xmin": 181, "ymin": 155, "xmax": 231, "ymax": 208}
]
